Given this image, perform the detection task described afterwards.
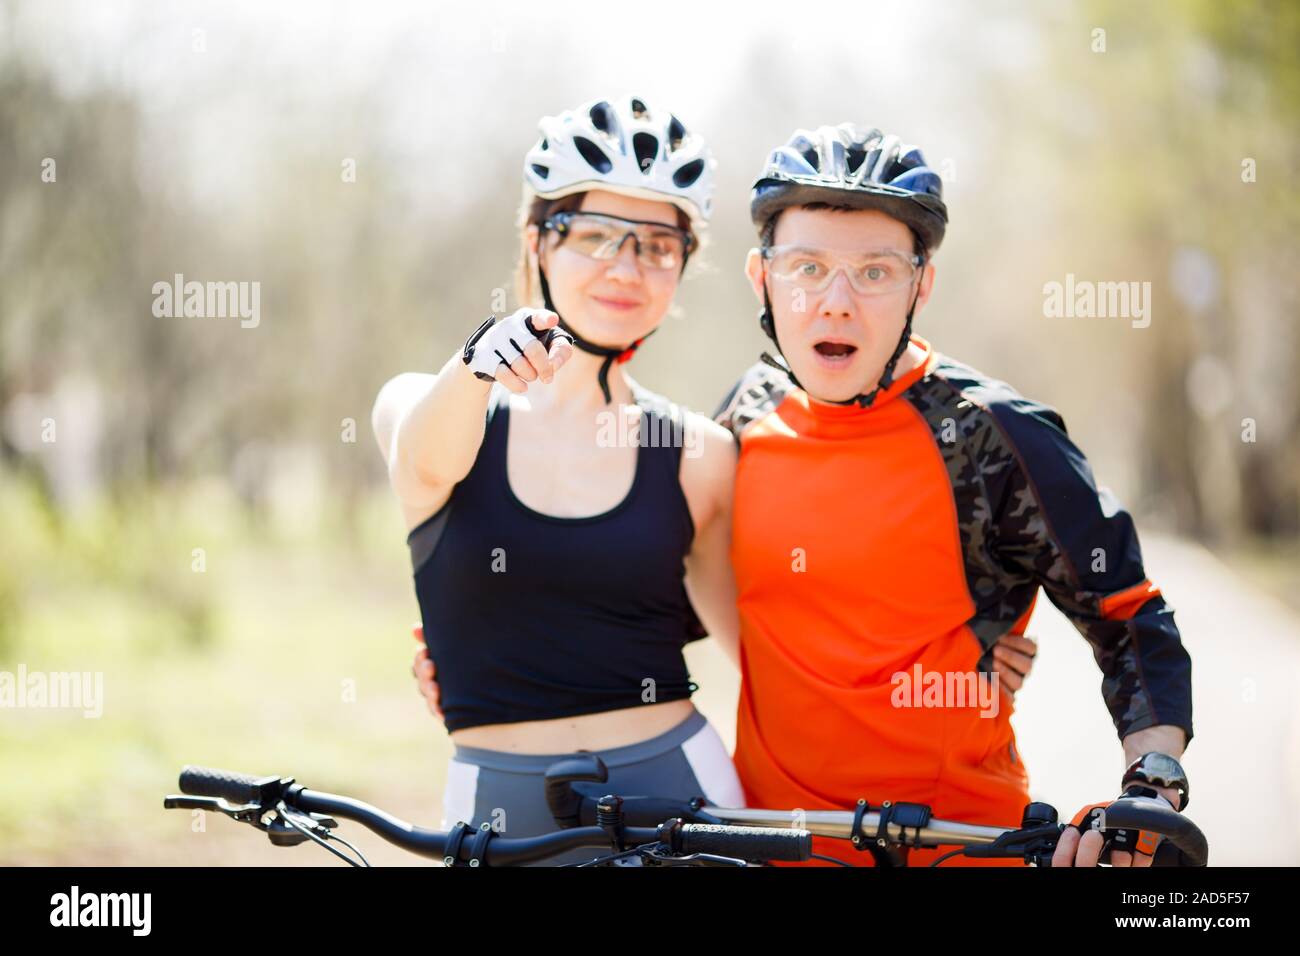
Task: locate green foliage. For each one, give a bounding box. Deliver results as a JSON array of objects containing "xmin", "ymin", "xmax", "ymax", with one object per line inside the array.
[{"xmin": 0, "ymin": 471, "xmax": 435, "ymax": 863}]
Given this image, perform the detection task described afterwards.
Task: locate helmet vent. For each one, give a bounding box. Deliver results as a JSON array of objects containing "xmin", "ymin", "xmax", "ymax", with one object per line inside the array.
[
  {"xmin": 672, "ymin": 159, "xmax": 704, "ymax": 188},
  {"xmin": 785, "ymin": 136, "xmax": 816, "ymax": 171},
  {"xmin": 667, "ymin": 116, "xmax": 686, "ymax": 151},
  {"xmin": 845, "ymin": 146, "xmax": 866, "ymax": 175},
  {"xmin": 589, "ymin": 102, "xmax": 613, "ymax": 132},
  {"xmin": 530, "ymin": 163, "xmax": 549, "ymax": 180},
  {"xmin": 539, "ymin": 137, "xmax": 549, "ymax": 151},
  {"xmin": 633, "ymin": 132, "xmax": 659, "ymax": 173},
  {"xmin": 861, "ymin": 147, "xmax": 882, "ymax": 180},
  {"xmin": 573, "ymin": 136, "xmax": 613, "ymax": 174},
  {"xmin": 630, "ymin": 97, "xmax": 649, "ymax": 119}
]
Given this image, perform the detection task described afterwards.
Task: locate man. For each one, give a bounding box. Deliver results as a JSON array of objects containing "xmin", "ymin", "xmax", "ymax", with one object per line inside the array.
[{"xmin": 711, "ymin": 124, "xmax": 1192, "ymax": 866}]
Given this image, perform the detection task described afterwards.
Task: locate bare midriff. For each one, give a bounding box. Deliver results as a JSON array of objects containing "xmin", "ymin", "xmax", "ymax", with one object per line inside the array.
[{"xmin": 449, "ymin": 698, "xmax": 696, "ymax": 754}]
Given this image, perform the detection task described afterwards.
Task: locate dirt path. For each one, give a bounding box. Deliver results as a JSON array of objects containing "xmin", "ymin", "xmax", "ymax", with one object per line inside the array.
[{"xmin": 1011, "ymin": 533, "xmax": 1300, "ymax": 865}]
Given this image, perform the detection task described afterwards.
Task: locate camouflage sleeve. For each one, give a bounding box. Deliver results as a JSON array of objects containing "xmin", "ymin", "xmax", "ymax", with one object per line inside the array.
[
  {"xmin": 711, "ymin": 362, "xmax": 792, "ymax": 442},
  {"xmin": 985, "ymin": 395, "xmax": 1194, "ymax": 746}
]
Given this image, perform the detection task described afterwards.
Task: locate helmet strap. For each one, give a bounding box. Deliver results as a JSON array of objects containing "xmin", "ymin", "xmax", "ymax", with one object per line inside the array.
[
  {"xmin": 758, "ymin": 283, "xmax": 807, "ymax": 393},
  {"xmin": 855, "ymin": 273, "xmax": 923, "ymax": 407}
]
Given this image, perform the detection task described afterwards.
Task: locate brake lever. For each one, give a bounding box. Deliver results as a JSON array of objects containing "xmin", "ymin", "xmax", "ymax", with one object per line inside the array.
[
  {"xmin": 637, "ymin": 846, "xmax": 749, "ymax": 867},
  {"xmin": 576, "ymin": 841, "xmax": 751, "ymax": 867},
  {"xmin": 164, "ymin": 794, "xmax": 270, "ymax": 825},
  {"xmin": 961, "ymin": 822, "xmax": 1064, "ymax": 865}
]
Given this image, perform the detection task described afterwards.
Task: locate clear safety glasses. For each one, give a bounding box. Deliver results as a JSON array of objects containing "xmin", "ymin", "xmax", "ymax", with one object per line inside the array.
[
  {"xmin": 543, "ymin": 211, "xmax": 694, "ymax": 271},
  {"xmin": 762, "ymin": 245, "xmax": 923, "ymax": 295}
]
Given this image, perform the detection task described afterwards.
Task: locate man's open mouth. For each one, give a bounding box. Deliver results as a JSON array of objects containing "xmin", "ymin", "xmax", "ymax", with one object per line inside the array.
[{"xmin": 814, "ymin": 341, "xmax": 858, "ymax": 358}]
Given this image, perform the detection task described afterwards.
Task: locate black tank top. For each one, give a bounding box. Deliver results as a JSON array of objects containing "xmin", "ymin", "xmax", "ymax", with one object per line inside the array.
[{"xmin": 408, "ymin": 386, "xmax": 705, "ymax": 732}]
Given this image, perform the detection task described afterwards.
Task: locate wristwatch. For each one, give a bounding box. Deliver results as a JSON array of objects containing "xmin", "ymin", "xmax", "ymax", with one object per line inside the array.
[{"xmin": 1121, "ymin": 752, "xmax": 1189, "ymax": 812}]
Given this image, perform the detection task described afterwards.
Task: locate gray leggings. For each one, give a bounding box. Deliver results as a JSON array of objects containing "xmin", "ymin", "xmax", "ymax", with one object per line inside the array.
[{"xmin": 440, "ymin": 707, "xmax": 746, "ymax": 866}]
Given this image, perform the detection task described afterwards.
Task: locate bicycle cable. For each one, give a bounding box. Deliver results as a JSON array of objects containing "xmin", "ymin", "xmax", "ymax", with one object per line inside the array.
[{"xmin": 279, "ymin": 808, "xmax": 369, "ymax": 867}]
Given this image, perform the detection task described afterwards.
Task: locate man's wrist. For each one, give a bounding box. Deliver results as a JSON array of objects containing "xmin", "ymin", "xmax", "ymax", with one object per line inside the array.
[
  {"xmin": 1121, "ymin": 725, "xmax": 1187, "ymax": 765},
  {"xmin": 1152, "ymin": 785, "xmax": 1181, "ymax": 809}
]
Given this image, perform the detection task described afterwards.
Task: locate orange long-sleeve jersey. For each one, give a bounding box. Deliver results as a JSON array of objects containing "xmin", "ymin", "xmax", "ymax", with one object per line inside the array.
[{"xmin": 712, "ymin": 337, "xmax": 1192, "ymax": 866}]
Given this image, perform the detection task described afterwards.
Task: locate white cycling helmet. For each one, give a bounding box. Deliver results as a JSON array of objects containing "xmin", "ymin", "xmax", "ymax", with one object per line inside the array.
[{"xmin": 523, "ymin": 95, "xmax": 715, "ymax": 226}]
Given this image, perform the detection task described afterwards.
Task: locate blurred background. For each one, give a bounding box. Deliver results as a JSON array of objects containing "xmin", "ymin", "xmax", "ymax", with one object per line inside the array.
[{"xmin": 1, "ymin": 0, "xmax": 1297, "ymax": 865}]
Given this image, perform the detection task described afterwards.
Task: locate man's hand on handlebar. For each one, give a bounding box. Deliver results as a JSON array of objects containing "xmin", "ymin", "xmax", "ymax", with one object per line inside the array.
[{"xmin": 1052, "ymin": 785, "xmax": 1182, "ymax": 868}]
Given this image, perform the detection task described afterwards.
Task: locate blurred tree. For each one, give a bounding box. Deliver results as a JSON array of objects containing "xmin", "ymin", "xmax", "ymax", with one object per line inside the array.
[{"xmin": 1047, "ymin": 0, "xmax": 1300, "ymax": 541}]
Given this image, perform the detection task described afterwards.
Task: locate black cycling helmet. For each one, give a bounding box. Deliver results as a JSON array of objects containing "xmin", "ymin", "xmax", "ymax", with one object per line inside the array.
[{"xmin": 750, "ymin": 124, "xmax": 948, "ymax": 407}]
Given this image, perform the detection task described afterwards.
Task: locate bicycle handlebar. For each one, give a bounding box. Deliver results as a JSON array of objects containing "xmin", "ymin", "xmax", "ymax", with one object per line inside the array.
[
  {"xmin": 172, "ymin": 762, "xmax": 1208, "ymax": 867},
  {"xmin": 703, "ymin": 797, "xmax": 1206, "ymax": 867},
  {"xmin": 171, "ymin": 765, "xmax": 811, "ymax": 865},
  {"xmin": 1099, "ymin": 796, "xmax": 1208, "ymax": 867}
]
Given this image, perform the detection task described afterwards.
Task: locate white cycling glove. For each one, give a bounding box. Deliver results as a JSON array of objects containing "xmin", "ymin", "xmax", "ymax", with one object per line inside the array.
[{"xmin": 461, "ymin": 309, "xmax": 573, "ymax": 383}]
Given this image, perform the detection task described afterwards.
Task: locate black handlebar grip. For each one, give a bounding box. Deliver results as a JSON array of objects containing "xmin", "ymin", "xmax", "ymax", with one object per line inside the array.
[
  {"xmin": 1103, "ymin": 799, "xmax": 1209, "ymax": 867},
  {"xmin": 677, "ymin": 824, "xmax": 813, "ymax": 863},
  {"xmin": 179, "ymin": 765, "xmax": 265, "ymax": 804}
]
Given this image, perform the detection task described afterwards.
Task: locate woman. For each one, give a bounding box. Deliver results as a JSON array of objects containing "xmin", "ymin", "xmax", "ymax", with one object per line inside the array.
[{"xmin": 371, "ymin": 95, "xmax": 746, "ymax": 863}]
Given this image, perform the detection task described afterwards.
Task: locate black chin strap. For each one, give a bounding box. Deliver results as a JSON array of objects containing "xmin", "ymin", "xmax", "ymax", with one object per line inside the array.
[
  {"xmin": 536, "ymin": 262, "xmax": 654, "ymax": 405},
  {"xmin": 758, "ymin": 285, "xmax": 808, "ymax": 392},
  {"xmin": 758, "ymin": 274, "xmax": 924, "ymax": 409}
]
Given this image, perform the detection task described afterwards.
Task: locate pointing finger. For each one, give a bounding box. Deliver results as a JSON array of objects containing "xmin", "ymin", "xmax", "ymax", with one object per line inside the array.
[{"xmin": 523, "ymin": 309, "xmax": 559, "ymax": 332}]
